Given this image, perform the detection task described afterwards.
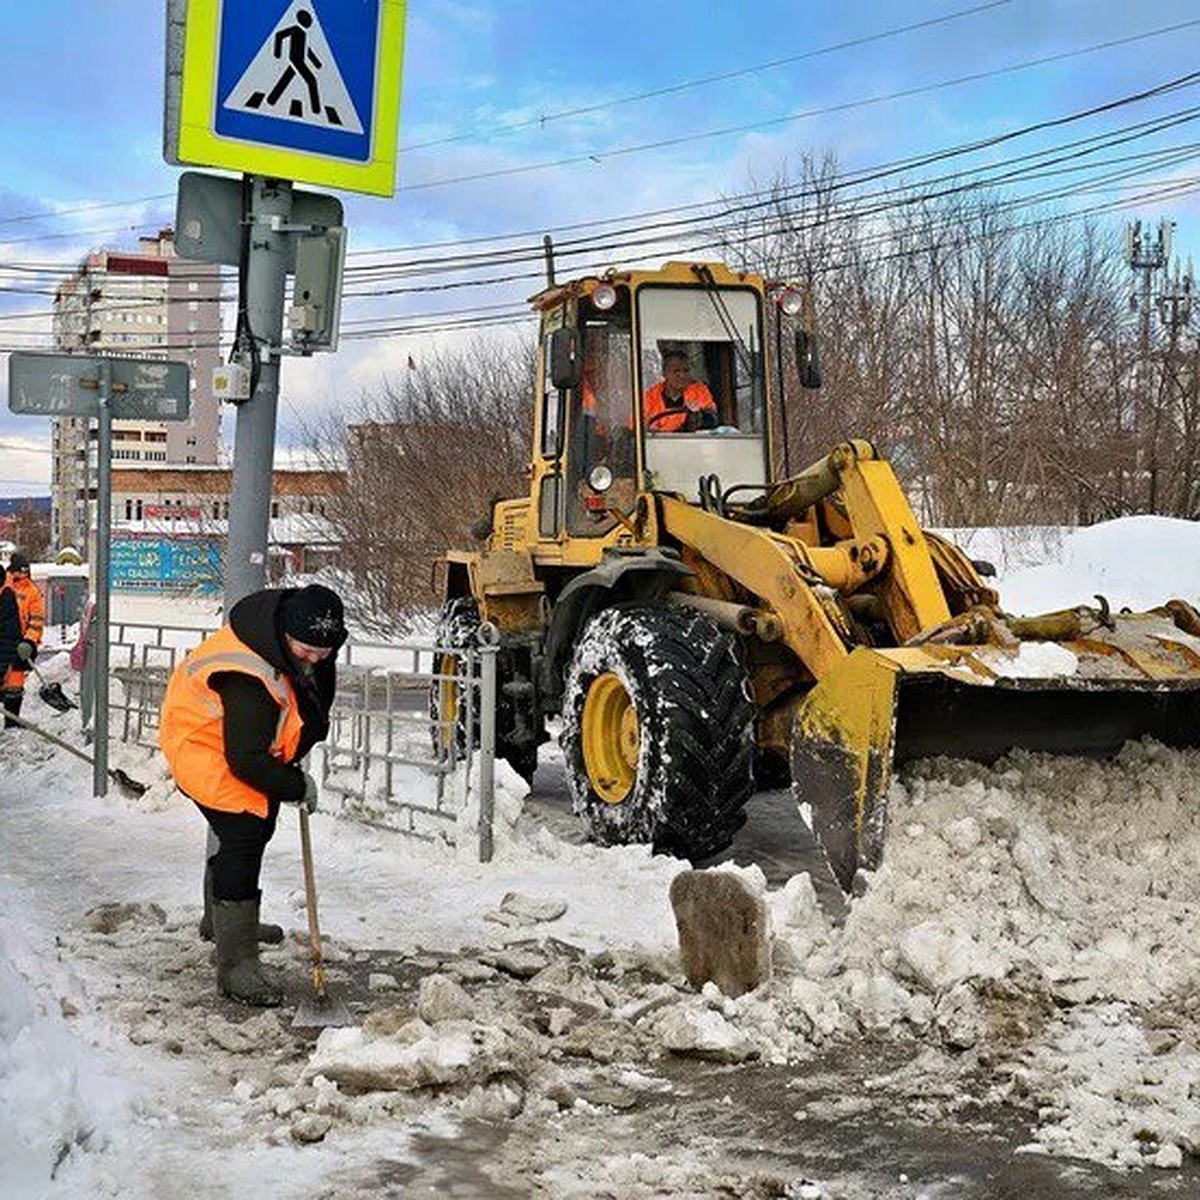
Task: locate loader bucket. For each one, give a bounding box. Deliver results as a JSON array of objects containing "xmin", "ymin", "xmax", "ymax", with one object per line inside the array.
[{"xmin": 793, "ymin": 625, "xmax": 1200, "ymax": 893}]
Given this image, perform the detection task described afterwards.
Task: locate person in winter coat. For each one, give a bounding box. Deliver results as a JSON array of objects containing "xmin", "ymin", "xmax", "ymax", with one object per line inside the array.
[
  {"xmin": 642, "ymin": 349, "xmax": 718, "ymax": 433},
  {"xmin": 158, "ymin": 584, "xmax": 347, "ymax": 1006},
  {"xmin": 0, "ymin": 565, "xmax": 22, "ymax": 720},
  {"xmin": 2, "ymin": 551, "xmax": 46, "ymax": 729}
]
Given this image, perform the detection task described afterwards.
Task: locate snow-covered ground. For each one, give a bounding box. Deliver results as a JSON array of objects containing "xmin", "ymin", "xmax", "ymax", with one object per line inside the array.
[{"xmin": 4, "ymin": 517, "xmax": 1200, "ymax": 1198}]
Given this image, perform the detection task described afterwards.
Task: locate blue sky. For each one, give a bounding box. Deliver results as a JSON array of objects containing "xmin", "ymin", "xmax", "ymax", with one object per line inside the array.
[{"xmin": 1, "ymin": 0, "xmax": 1198, "ymax": 496}]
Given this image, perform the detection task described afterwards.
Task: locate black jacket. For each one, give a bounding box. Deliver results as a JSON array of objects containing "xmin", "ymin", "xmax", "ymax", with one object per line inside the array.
[
  {"xmin": 0, "ymin": 575, "xmax": 19, "ymax": 679},
  {"xmin": 210, "ymin": 588, "xmax": 345, "ymax": 804}
]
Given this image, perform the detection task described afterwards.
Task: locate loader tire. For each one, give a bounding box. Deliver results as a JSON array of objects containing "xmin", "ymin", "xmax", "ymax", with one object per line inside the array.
[
  {"xmin": 561, "ymin": 605, "xmax": 755, "ymax": 860},
  {"xmin": 430, "ymin": 597, "xmax": 479, "ymax": 765},
  {"xmin": 430, "ymin": 597, "xmax": 542, "ymax": 783}
]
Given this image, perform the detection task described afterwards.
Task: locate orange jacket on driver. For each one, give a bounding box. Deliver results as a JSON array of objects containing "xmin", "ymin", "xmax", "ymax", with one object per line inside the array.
[{"xmin": 643, "ymin": 379, "xmax": 716, "ymax": 432}]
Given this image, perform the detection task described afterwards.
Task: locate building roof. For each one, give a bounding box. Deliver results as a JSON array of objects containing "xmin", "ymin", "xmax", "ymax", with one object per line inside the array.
[{"xmin": 111, "ymin": 467, "xmax": 345, "ymax": 495}]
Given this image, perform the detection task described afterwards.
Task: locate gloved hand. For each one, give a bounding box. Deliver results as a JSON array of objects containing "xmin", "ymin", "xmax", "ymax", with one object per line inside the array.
[
  {"xmin": 297, "ymin": 770, "xmax": 319, "ymax": 815},
  {"xmin": 15, "ymin": 639, "xmax": 35, "ymax": 663}
]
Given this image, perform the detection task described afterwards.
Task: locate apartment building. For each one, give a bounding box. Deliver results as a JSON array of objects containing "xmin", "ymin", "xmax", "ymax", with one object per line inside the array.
[{"xmin": 50, "ymin": 229, "xmax": 222, "ymax": 551}]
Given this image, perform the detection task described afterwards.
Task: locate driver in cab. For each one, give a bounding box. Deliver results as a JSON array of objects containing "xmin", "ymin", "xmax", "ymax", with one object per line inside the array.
[{"xmin": 643, "ymin": 349, "xmax": 717, "ymax": 433}]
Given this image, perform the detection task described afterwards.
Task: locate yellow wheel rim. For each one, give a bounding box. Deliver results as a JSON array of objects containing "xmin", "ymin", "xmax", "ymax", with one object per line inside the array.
[
  {"xmin": 581, "ymin": 671, "xmax": 639, "ymax": 805},
  {"xmin": 435, "ymin": 653, "xmax": 459, "ymax": 752}
]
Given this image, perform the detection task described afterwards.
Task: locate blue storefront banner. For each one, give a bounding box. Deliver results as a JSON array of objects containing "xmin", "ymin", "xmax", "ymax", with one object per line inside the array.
[{"xmin": 109, "ymin": 535, "xmax": 222, "ymax": 595}]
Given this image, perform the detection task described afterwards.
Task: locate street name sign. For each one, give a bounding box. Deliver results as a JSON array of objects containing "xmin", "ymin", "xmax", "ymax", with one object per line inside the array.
[
  {"xmin": 168, "ymin": 0, "xmax": 406, "ymax": 197},
  {"xmin": 9, "ymin": 354, "xmax": 191, "ymax": 420}
]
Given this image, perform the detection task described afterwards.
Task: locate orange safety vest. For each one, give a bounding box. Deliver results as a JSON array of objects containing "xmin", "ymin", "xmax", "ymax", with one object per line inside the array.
[
  {"xmin": 643, "ymin": 379, "xmax": 716, "ymax": 432},
  {"xmin": 3, "ymin": 574, "xmax": 45, "ymax": 692},
  {"xmin": 158, "ymin": 625, "xmax": 304, "ymax": 818}
]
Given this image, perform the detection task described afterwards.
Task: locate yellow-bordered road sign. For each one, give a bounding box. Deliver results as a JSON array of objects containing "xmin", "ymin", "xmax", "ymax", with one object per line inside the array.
[{"xmin": 176, "ymin": 0, "xmax": 405, "ymax": 197}]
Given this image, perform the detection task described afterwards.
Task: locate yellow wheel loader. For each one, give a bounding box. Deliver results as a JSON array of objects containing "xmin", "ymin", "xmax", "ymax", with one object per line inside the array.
[{"xmin": 436, "ymin": 259, "xmax": 1200, "ymax": 888}]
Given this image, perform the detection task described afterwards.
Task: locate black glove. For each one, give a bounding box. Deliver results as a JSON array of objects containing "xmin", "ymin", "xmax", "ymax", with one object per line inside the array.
[
  {"xmin": 284, "ymin": 770, "xmax": 319, "ymax": 814},
  {"xmin": 15, "ymin": 639, "xmax": 35, "ymax": 663}
]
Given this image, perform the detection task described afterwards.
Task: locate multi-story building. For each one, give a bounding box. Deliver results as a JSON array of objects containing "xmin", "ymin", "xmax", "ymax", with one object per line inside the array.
[{"xmin": 50, "ymin": 229, "xmax": 222, "ymax": 552}]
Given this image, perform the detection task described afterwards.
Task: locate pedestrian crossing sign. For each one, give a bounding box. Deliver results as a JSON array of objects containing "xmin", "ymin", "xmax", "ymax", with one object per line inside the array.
[{"xmin": 175, "ymin": 0, "xmax": 405, "ymax": 197}]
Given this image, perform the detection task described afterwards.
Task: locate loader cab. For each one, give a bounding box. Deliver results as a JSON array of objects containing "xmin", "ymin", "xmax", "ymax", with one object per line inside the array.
[
  {"xmin": 635, "ymin": 279, "xmax": 769, "ymax": 500},
  {"xmin": 542, "ymin": 266, "xmax": 789, "ymax": 539}
]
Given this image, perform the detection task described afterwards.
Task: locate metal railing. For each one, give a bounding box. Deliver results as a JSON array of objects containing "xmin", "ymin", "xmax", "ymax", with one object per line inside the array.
[{"xmin": 93, "ymin": 620, "xmax": 498, "ymax": 861}]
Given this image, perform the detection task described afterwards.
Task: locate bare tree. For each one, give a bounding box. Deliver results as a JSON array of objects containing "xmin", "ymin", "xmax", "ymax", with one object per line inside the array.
[
  {"xmin": 720, "ymin": 155, "xmax": 1189, "ymax": 528},
  {"xmin": 304, "ymin": 336, "xmax": 535, "ymax": 628}
]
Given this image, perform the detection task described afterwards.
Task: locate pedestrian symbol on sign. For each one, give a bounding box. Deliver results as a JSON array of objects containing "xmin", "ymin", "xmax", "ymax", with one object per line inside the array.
[{"xmin": 222, "ymin": 1, "xmax": 364, "ymax": 135}]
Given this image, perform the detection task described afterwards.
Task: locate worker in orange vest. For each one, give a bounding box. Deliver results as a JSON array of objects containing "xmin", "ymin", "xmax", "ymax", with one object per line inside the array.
[
  {"xmin": 3, "ymin": 551, "xmax": 46, "ymax": 729},
  {"xmin": 159, "ymin": 584, "xmax": 346, "ymax": 1006},
  {"xmin": 0, "ymin": 565, "xmax": 21, "ymax": 721},
  {"xmin": 643, "ymin": 349, "xmax": 718, "ymax": 433}
]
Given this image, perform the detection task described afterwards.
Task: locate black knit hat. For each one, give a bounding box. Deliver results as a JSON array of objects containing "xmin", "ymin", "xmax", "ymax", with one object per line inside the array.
[
  {"xmin": 9, "ymin": 551, "xmax": 30, "ymax": 572},
  {"xmin": 280, "ymin": 584, "xmax": 346, "ymax": 648}
]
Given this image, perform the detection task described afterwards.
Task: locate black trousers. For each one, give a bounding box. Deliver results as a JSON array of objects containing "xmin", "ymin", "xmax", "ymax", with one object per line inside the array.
[
  {"xmin": 195, "ymin": 799, "xmax": 280, "ymax": 902},
  {"xmin": 2, "ymin": 687, "xmax": 23, "ymax": 729}
]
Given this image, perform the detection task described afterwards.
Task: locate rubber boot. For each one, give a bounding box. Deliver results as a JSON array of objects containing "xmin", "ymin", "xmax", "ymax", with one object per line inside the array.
[
  {"xmin": 213, "ymin": 898, "xmax": 284, "ymax": 1007},
  {"xmin": 199, "ymin": 865, "xmax": 284, "ymax": 944}
]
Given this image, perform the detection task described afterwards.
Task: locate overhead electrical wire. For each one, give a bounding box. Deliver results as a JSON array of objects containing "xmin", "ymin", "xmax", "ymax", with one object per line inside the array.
[
  {"xmin": 402, "ymin": 0, "xmax": 1017, "ymax": 152},
  {"xmin": 2, "ymin": 71, "xmax": 1189, "ymax": 317},
  {"xmin": 0, "ymin": 14, "xmax": 1194, "ymax": 260},
  {"xmin": 395, "ymin": 22, "xmax": 1200, "ymax": 194},
  {"xmin": 0, "ymin": 65, "xmax": 1196, "ymax": 351}
]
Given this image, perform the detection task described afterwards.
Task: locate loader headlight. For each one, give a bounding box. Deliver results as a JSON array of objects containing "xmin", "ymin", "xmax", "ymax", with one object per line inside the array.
[
  {"xmin": 588, "ymin": 464, "xmax": 614, "ymax": 493},
  {"xmin": 591, "ymin": 282, "xmax": 617, "ymax": 311},
  {"xmin": 775, "ymin": 285, "xmax": 805, "ymax": 316}
]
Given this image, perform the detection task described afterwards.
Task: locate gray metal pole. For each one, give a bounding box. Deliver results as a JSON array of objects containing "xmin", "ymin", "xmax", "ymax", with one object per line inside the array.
[
  {"xmin": 478, "ymin": 641, "xmax": 497, "ymax": 863},
  {"xmin": 224, "ymin": 175, "xmax": 294, "ymax": 610},
  {"xmin": 93, "ymin": 361, "xmax": 113, "ymax": 798}
]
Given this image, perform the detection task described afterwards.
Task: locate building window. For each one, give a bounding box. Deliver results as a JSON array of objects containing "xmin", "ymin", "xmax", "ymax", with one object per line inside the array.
[{"xmin": 136, "ymin": 499, "xmax": 143, "ymax": 520}]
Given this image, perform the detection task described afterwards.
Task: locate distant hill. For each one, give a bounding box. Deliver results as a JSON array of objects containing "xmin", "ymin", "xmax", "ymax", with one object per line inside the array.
[{"xmin": 0, "ymin": 496, "xmax": 50, "ymax": 516}]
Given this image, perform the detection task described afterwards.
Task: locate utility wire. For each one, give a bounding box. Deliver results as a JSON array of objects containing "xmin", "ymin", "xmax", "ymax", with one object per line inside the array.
[
  {"xmin": 397, "ymin": 24, "xmax": 1200, "ymax": 193},
  {"xmin": 402, "ymin": 0, "xmax": 1017, "ymax": 151}
]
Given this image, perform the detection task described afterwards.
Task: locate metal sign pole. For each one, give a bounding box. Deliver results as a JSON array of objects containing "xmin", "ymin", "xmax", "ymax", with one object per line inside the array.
[
  {"xmin": 93, "ymin": 360, "xmax": 113, "ymax": 798},
  {"xmin": 224, "ymin": 175, "xmax": 294, "ymax": 609}
]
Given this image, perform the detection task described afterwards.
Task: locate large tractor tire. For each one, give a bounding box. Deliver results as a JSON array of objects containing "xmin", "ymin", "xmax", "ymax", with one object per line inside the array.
[
  {"xmin": 430, "ymin": 597, "xmax": 479, "ymax": 765},
  {"xmin": 429, "ymin": 597, "xmax": 541, "ymax": 782},
  {"xmin": 560, "ymin": 604, "xmax": 755, "ymax": 860}
]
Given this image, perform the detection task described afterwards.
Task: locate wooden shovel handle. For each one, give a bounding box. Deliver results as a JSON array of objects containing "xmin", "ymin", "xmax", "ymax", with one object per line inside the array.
[{"xmin": 297, "ymin": 805, "xmax": 327, "ymax": 995}]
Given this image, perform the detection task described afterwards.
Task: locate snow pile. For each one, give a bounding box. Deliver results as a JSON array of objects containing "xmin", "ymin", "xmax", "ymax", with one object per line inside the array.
[
  {"xmin": 975, "ymin": 516, "xmax": 1200, "ymax": 614},
  {"xmin": 0, "ymin": 883, "xmax": 139, "ymax": 1194},
  {"xmin": 763, "ymin": 740, "xmax": 1200, "ymax": 1167}
]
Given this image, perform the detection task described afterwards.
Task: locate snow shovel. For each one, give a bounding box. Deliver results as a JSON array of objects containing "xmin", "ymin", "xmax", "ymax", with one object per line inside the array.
[
  {"xmin": 28, "ymin": 660, "xmax": 77, "ymax": 713},
  {"xmin": 293, "ymin": 804, "xmax": 352, "ymax": 1028},
  {"xmin": 3, "ymin": 709, "xmax": 148, "ymax": 797}
]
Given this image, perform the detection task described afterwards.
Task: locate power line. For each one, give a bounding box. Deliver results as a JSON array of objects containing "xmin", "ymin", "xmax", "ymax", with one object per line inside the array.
[
  {"xmin": 402, "ymin": 0, "xmax": 1017, "ymax": 152},
  {"xmin": 0, "ymin": 78, "xmax": 1197, "ymax": 348},
  {"xmin": 397, "ymin": 22, "xmax": 1200, "ymax": 194},
  {"xmin": 0, "ymin": 16, "xmax": 1193, "ymax": 261}
]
